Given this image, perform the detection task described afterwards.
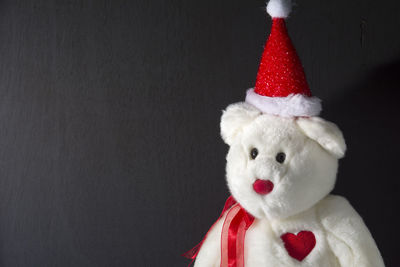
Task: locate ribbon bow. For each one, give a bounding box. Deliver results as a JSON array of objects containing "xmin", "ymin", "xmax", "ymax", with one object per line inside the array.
[{"xmin": 183, "ymin": 196, "xmax": 255, "ymax": 267}]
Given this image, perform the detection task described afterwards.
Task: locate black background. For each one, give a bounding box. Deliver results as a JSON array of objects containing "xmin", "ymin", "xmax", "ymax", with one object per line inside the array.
[{"xmin": 0, "ymin": 0, "xmax": 399, "ymax": 266}]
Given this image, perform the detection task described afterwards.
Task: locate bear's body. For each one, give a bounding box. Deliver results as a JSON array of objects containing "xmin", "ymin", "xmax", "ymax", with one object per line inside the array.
[
  {"xmin": 193, "ymin": 103, "xmax": 384, "ymax": 267},
  {"xmin": 194, "ymin": 195, "xmax": 384, "ymax": 267}
]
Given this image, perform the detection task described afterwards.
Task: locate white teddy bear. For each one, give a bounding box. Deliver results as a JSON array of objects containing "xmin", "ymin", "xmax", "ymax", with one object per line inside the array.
[
  {"xmin": 193, "ymin": 103, "xmax": 384, "ymax": 266},
  {"xmin": 186, "ymin": 0, "xmax": 385, "ymax": 266}
]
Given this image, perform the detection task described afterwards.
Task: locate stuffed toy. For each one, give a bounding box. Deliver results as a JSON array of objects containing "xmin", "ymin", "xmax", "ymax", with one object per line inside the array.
[{"xmin": 184, "ymin": 0, "xmax": 385, "ymax": 266}]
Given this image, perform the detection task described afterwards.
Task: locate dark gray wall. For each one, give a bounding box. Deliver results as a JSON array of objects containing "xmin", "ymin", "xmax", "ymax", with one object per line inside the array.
[{"xmin": 0, "ymin": 0, "xmax": 398, "ymax": 266}]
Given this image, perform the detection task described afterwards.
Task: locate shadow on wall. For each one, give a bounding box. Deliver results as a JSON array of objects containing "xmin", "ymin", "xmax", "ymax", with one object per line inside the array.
[{"xmin": 324, "ymin": 59, "xmax": 400, "ymax": 267}]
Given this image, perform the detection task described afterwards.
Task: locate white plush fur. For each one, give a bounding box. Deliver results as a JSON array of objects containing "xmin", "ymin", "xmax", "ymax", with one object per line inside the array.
[
  {"xmin": 296, "ymin": 117, "xmax": 346, "ymax": 159},
  {"xmin": 266, "ymin": 0, "xmax": 292, "ymax": 18},
  {"xmin": 245, "ymin": 88, "xmax": 322, "ymax": 118},
  {"xmin": 220, "ymin": 102, "xmax": 261, "ymax": 146},
  {"xmin": 194, "ymin": 102, "xmax": 384, "ymax": 266}
]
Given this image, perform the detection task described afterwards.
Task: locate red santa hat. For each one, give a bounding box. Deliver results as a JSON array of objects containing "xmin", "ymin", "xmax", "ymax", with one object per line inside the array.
[{"xmin": 245, "ymin": 0, "xmax": 321, "ymax": 117}]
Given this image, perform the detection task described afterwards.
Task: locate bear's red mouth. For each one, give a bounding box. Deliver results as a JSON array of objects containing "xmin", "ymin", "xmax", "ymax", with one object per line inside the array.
[{"xmin": 253, "ymin": 179, "xmax": 274, "ymax": 195}]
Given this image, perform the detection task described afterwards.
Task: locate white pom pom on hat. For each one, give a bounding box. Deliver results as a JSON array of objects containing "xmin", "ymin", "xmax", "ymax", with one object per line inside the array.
[{"xmin": 266, "ymin": 0, "xmax": 292, "ymax": 18}]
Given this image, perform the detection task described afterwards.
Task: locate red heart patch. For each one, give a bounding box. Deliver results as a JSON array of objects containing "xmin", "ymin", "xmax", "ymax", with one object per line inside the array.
[{"xmin": 281, "ymin": 231, "xmax": 316, "ymax": 261}]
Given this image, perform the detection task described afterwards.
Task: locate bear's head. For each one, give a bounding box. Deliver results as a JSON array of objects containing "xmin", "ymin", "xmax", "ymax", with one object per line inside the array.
[{"xmin": 220, "ymin": 102, "xmax": 346, "ymax": 220}]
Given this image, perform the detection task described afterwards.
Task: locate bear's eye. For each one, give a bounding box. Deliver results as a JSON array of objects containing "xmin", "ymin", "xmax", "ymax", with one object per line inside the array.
[
  {"xmin": 276, "ymin": 152, "xmax": 286, "ymax": 164},
  {"xmin": 250, "ymin": 148, "xmax": 258, "ymax": 160}
]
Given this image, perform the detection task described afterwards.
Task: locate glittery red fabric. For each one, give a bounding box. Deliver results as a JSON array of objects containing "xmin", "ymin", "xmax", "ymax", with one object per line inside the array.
[{"xmin": 255, "ymin": 18, "xmax": 311, "ymax": 97}]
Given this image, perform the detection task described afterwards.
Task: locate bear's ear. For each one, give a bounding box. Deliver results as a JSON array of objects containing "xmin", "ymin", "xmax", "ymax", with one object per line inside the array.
[
  {"xmin": 220, "ymin": 102, "xmax": 261, "ymax": 146},
  {"xmin": 296, "ymin": 117, "xmax": 347, "ymax": 159}
]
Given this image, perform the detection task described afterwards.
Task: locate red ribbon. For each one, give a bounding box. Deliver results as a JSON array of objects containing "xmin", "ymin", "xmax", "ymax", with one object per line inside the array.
[{"xmin": 183, "ymin": 196, "xmax": 255, "ymax": 267}]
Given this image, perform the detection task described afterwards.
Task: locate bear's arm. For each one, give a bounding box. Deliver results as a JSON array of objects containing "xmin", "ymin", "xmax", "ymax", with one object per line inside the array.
[
  {"xmin": 193, "ymin": 213, "xmax": 226, "ymax": 267},
  {"xmin": 317, "ymin": 195, "xmax": 385, "ymax": 267}
]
